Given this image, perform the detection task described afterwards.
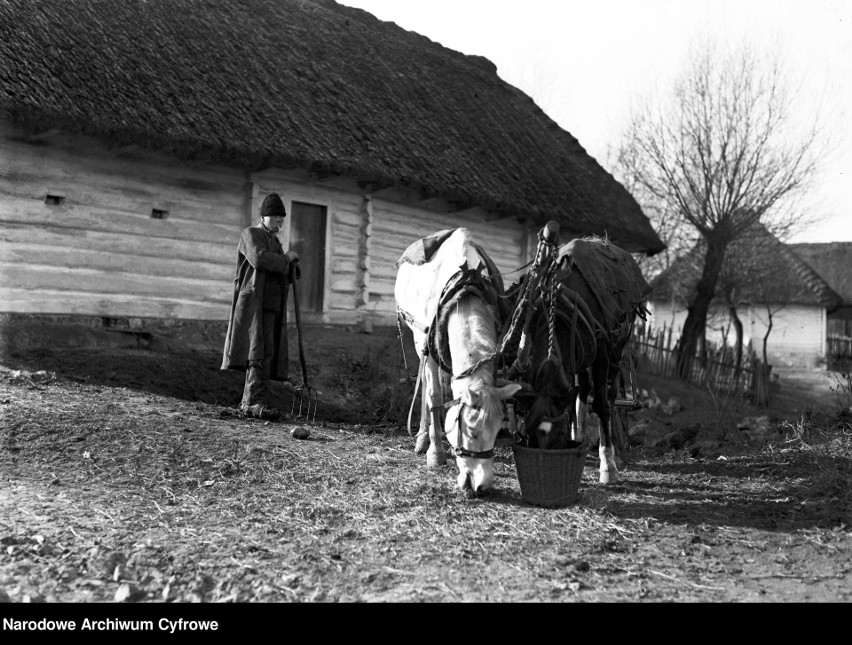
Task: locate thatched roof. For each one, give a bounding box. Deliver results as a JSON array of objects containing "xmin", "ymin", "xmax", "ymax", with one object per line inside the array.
[
  {"xmin": 789, "ymin": 242, "xmax": 852, "ymax": 303},
  {"xmin": 650, "ymin": 225, "xmax": 842, "ymax": 312},
  {"xmin": 0, "ymin": 0, "xmax": 664, "ymax": 254}
]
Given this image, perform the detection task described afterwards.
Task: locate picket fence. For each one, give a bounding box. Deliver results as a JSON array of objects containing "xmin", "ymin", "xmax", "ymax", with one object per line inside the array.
[
  {"xmin": 827, "ymin": 335, "xmax": 852, "ymax": 358},
  {"xmin": 630, "ymin": 322, "xmax": 772, "ymax": 407}
]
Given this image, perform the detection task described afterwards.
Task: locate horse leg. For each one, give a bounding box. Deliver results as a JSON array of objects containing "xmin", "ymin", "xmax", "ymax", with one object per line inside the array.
[
  {"xmin": 422, "ymin": 357, "xmax": 447, "ymax": 468},
  {"xmin": 414, "ymin": 388, "xmax": 432, "ymax": 455},
  {"xmin": 414, "ymin": 358, "xmax": 430, "ymax": 454},
  {"xmin": 572, "ymin": 371, "xmax": 592, "ymax": 444},
  {"xmin": 591, "ymin": 364, "xmax": 618, "ymax": 484},
  {"xmin": 571, "ymin": 395, "xmax": 584, "ymax": 444},
  {"xmin": 415, "ymin": 403, "xmax": 430, "ymax": 453}
]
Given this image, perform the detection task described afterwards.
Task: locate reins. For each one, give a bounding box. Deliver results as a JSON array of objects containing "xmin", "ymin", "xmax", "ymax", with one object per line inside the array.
[
  {"xmin": 497, "ymin": 224, "xmax": 561, "ymax": 366},
  {"xmin": 486, "ymin": 257, "xmax": 534, "ymax": 282}
]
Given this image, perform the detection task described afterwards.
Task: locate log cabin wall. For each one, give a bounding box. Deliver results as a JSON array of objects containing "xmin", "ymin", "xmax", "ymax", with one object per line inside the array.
[
  {"xmin": 1, "ymin": 119, "xmax": 533, "ymax": 339},
  {"xmin": 0, "ymin": 119, "xmax": 242, "ymax": 321}
]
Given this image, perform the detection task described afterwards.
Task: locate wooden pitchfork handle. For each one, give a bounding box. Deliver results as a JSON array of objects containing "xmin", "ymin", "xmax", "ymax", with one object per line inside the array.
[{"xmin": 289, "ymin": 263, "xmax": 310, "ymax": 388}]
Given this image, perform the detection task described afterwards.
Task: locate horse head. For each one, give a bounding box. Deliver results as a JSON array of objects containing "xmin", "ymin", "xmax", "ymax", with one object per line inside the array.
[
  {"xmin": 524, "ymin": 357, "xmax": 576, "ymax": 450},
  {"xmin": 444, "ymin": 379, "xmax": 522, "ymax": 494}
]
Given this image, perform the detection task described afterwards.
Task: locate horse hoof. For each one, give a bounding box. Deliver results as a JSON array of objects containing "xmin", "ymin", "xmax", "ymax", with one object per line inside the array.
[
  {"xmin": 426, "ymin": 452, "xmax": 446, "ymax": 468},
  {"xmin": 414, "ymin": 432, "xmax": 429, "ymax": 454},
  {"xmin": 599, "ymin": 470, "xmax": 618, "ymax": 485}
]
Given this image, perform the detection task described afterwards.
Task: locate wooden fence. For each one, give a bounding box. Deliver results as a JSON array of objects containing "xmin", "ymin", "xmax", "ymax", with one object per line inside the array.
[
  {"xmin": 827, "ymin": 335, "xmax": 852, "ymax": 358},
  {"xmin": 630, "ymin": 322, "xmax": 772, "ymax": 407}
]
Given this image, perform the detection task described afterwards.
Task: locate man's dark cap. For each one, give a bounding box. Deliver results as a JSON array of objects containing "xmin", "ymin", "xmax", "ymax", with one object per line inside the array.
[{"xmin": 260, "ymin": 193, "xmax": 286, "ymax": 219}]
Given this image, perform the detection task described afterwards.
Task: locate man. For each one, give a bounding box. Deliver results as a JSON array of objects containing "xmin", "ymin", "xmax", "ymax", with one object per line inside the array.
[{"xmin": 221, "ymin": 193, "xmax": 300, "ymax": 420}]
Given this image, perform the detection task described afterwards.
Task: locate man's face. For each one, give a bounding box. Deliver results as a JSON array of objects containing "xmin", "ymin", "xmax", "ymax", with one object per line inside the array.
[{"xmin": 262, "ymin": 214, "xmax": 285, "ymax": 233}]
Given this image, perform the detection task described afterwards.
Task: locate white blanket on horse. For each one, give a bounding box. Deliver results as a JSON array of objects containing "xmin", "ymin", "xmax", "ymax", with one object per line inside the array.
[
  {"xmin": 395, "ymin": 229, "xmax": 458, "ymax": 267},
  {"xmin": 395, "ymin": 228, "xmax": 506, "ymax": 364}
]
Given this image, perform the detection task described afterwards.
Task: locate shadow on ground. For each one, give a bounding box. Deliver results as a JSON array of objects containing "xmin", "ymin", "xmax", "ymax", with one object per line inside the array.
[
  {"xmin": 2, "ymin": 323, "xmax": 415, "ymax": 425},
  {"xmin": 608, "ymin": 449, "xmax": 852, "ymax": 531}
]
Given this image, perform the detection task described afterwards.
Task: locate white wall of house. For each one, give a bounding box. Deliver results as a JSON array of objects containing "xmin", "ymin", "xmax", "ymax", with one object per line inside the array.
[
  {"xmin": 648, "ymin": 301, "xmax": 827, "ymax": 368},
  {"xmin": 0, "ymin": 118, "xmax": 533, "ymax": 327}
]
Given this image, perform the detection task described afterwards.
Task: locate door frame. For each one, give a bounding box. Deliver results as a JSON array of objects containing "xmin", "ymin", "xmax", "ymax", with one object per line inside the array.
[{"xmin": 283, "ymin": 193, "xmax": 332, "ymax": 316}]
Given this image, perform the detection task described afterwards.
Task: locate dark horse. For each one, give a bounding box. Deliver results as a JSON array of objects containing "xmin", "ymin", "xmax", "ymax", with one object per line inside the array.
[{"xmin": 506, "ymin": 233, "xmax": 650, "ymax": 484}]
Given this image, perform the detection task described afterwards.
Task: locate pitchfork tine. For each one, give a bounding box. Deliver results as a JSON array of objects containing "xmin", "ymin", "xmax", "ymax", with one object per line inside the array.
[{"xmin": 292, "ymin": 383, "xmax": 318, "ymax": 423}]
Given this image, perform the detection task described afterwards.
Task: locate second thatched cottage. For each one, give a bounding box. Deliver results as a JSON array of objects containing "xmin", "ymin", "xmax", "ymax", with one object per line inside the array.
[{"xmin": 648, "ymin": 225, "xmax": 843, "ymax": 368}]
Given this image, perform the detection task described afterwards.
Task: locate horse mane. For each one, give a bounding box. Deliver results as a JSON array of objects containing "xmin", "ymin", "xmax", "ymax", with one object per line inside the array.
[
  {"xmin": 446, "ymin": 294, "xmax": 498, "ymax": 383},
  {"xmin": 458, "ymin": 296, "xmax": 496, "ymax": 355}
]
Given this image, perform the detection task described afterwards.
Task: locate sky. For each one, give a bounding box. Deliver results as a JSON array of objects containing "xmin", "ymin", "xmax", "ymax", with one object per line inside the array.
[{"xmin": 341, "ymin": 0, "xmax": 851, "ymax": 244}]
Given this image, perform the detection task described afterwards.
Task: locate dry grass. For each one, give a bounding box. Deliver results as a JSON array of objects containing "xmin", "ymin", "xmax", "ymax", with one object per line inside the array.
[
  {"xmin": 1, "ymin": 330, "xmax": 851, "ymax": 603},
  {"xmin": 1, "ymin": 369, "xmax": 652, "ymax": 602}
]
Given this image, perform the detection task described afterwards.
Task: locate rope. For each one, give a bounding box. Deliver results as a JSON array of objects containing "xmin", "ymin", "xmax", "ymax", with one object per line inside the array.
[
  {"xmin": 397, "ymin": 311, "xmax": 414, "ymax": 381},
  {"xmin": 498, "ymin": 238, "xmax": 558, "ymax": 358},
  {"xmin": 546, "ymin": 282, "xmax": 558, "ymax": 366},
  {"xmin": 552, "ymin": 297, "xmax": 597, "ymax": 370},
  {"xmin": 556, "ymin": 286, "xmax": 603, "ymax": 339},
  {"xmin": 406, "ymin": 354, "xmax": 431, "ymax": 437},
  {"xmin": 487, "ymin": 257, "xmax": 534, "ymax": 281},
  {"xmin": 533, "ymin": 257, "xmax": 603, "ymax": 394},
  {"xmin": 454, "ymin": 354, "xmax": 496, "ymax": 380}
]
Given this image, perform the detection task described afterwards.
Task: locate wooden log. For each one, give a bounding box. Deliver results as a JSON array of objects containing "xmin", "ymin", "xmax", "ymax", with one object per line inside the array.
[
  {"xmin": 0, "ymin": 196, "xmax": 238, "ymax": 246},
  {"xmin": 0, "ymin": 237, "xmax": 232, "ymax": 280},
  {"xmin": 0, "ymin": 288, "xmax": 228, "ymax": 320},
  {"xmin": 0, "ymin": 264, "xmax": 230, "ymax": 302}
]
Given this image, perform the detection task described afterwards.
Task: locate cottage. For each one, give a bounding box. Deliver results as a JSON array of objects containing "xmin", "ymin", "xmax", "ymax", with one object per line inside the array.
[
  {"xmin": 648, "ymin": 225, "xmax": 842, "ymax": 368},
  {"xmin": 788, "ymin": 243, "xmax": 852, "ymax": 338},
  {"xmin": 0, "ymin": 0, "xmax": 662, "ymax": 351}
]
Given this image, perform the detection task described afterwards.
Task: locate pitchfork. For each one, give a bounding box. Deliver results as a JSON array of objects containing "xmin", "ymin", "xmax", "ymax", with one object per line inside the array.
[{"xmin": 289, "ymin": 264, "xmax": 319, "ymax": 422}]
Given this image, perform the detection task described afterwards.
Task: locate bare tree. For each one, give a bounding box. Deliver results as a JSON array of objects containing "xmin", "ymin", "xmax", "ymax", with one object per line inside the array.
[
  {"xmin": 611, "ymin": 141, "xmax": 693, "ymax": 280},
  {"xmin": 615, "ymin": 40, "xmax": 822, "ymax": 378},
  {"xmin": 714, "ymin": 225, "xmax": 795, "ymax": 371}
]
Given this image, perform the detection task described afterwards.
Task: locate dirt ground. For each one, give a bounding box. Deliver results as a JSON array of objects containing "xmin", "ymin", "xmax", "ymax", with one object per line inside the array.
[{"xmin": 1, "ymin": 323, "xmax": 850, "ymax": 606}]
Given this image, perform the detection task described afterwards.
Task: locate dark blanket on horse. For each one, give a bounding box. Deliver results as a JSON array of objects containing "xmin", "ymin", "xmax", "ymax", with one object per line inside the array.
[{"xmin": 555, "ymin": 237, "xmax": 650, "ymax": 346}]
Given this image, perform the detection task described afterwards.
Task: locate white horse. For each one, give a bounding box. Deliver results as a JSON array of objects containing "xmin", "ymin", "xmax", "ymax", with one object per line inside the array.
[{"xmin": 395, "ymin": 228, "xmax": 521, "ymax": 494}]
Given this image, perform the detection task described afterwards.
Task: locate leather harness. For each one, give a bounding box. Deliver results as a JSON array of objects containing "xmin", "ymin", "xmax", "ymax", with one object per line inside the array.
[{"xmin": 397, "ymin": 261, "xmax": 504, "ymax": 459}]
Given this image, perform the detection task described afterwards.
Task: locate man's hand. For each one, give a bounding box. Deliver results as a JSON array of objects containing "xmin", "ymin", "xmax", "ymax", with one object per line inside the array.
[{"xmin": 285, "ymin": 250, "xmax": 301, "ymax": 281}]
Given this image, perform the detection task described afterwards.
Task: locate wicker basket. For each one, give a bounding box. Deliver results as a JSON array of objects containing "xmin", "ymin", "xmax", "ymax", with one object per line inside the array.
[{"xmin": 512, "ymin": 443, "xmax": 587, "ymax": 508}]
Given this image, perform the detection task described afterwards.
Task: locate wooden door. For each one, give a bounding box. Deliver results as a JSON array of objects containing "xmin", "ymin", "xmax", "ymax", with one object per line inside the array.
[{"xmin": 288, "ymin": 201, "xmax": 326, "ymax": 313}]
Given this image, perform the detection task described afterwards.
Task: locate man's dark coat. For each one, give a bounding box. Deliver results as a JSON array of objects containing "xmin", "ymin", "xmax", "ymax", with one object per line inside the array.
[{"xmin": 221, "ymin": 225, "xmax": 295, "ymax": 381}]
